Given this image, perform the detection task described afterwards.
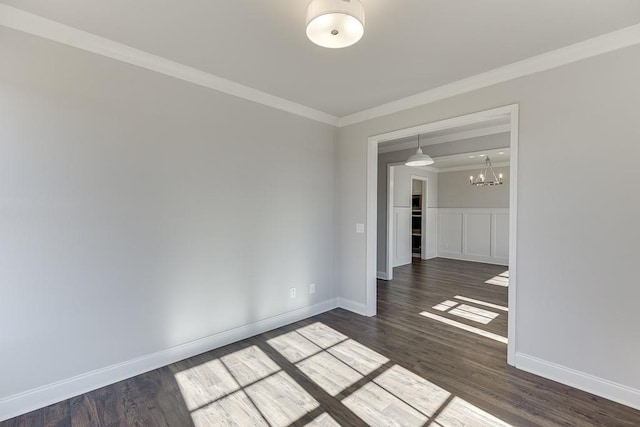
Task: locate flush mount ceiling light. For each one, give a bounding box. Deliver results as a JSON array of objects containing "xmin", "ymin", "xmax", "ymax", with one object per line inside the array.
[
  {"xmin": 306, "ymin": 0, "xmax": 365, "ymax": 48},
  {"xmin": 470, "ymin": 156, "xmax": 503, "ymax": 186},
  {"xmin": 405, "ymin": 134, "xmax": 434, "ymax": 167}
]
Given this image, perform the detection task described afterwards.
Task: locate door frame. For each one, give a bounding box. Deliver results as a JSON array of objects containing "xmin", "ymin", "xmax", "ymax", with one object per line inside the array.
[
  {"xmin": 385, "ymin": 165, "xmax": 434, "ymax": 280},
  {"xmin": 410, "ymin": 175, "xmax": 429, "ymax": 261},
  {"xmin": 367, "ymin": 104, "xmax": 519, "ymax": 366}
]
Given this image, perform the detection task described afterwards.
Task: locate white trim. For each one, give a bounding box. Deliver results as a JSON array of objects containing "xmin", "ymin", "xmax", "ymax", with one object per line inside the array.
[
  {"xmin": 0, "ymin": 4, "xmax": 339, "ymax": 127},
  {"xmin": 340, "ymin": 24, "xmax": 640, "ymax": 127},
  {"xmin": 367, "ymin": 104, "xmax": 519, "ymax": 365},
  {"xmin": 376, "ymin": 271, "xmax": 390, "ymax": 280},
  {"xmin": 0, "ymin": 299, "xmax": 338, "ymax": 422},
  {"xmin": 410, "ymin": 175, "xmax": 429, "ymax": 260},
  {"xmin": 385, "ymin": 163, "xmax": 396, "ymax": 282},
  {"xmin": 366, "ymin": 131, "xmax": 378, "ymax": 317},
  {"xmin": 436, "ymin": 161, "xmax": 510, "ymax": 173},
  {"xmin": 337, "ymin": 297, "xmax": 368, "ymax": 316},
  {"xmin": 438, "ymin": 208, "xmax": 509, "ymax": 214},
  {"xmin": 438, "ymin": 251, "xmax": 508, "ymax": 266},
  {"xmin": 2, "ymin": 5, "xmax": 640, "ymax": 129},
  {"xmin": 377, "ymin": 124, "xmax": 511, "ymax": 154},
  {"xmin": 432, "ymin": 148, "xmax": 509, "ymax": 163},
  {"xmin": 507, "ymin": 105, "xmax": 519, "ymax": 366},
  {"xmin": 369, "ymin": 105, "xmax": 518, "ymax": 144},
  {"xmin": 515, "ymin": 353, "xmax": 640, "ymax": 411}
]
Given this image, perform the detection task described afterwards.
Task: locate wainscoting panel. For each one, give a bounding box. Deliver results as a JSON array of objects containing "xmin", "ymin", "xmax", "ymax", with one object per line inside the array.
[
  {"xmin": 465, "ymin": 214, "xmax": 492, "ymax": 257},
  {"xmin": 494, "ymin": 213, "xmax": 510, "ymax": 259},
  {"xmin": 439, "ymin": 212, "xmax": 463, "ymax": 254},
  {"xmin": 438, "ymin": 208, "xmax": 509, "ymax": 265}
]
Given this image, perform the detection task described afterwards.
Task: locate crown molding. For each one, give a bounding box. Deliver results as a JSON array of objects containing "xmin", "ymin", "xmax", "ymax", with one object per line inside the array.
[
  {"xmin": 2, "ymin": 4, "xmax": 640, "ymax": 129},
  {"xmin": 378, "ymin": 124, "xmax": 510, "ymax": 154},
  {"xmin": 435, "ymin": 161, "xmax": 510, "ymax": 173},
  {"xmin": 338, "ymin": 23, "xmax": 640, "ymax": 127},
  {"xmin": 0, "ymin": 4, "xmax": 339, "ymax": 127}
]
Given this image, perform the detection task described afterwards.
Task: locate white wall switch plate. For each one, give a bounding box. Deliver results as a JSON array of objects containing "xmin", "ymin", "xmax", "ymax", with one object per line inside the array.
[
  {"xmin": 309, "ymin": 283, "xmax": 316, "ymax": 294},
  {"xmin": 290, "ymin": 287, "xmax": 296, "ymax": 298},
  {"xmin": 356, "ymin": 223, "xmax": 365, "ymax": 233}
]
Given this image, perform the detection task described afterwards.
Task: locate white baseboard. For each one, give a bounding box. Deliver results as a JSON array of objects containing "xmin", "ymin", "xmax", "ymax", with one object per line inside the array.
[
  {"xmin": 515, "ymin": 353, "xmax": 640, "ymax": 411},
  {"xmin": 0, "ymin": 299, "xmax": 339, "ymax": 422},
  {"xmin": 337, "ymin": 297, "xmax": 368, "ymax": 316},
  {"xmin": 377, "ymin": 271, "xmax": 390, "ymax": 280},
  {"xmin": 438, "ymin": 251, "xmax": 508, "ymax": 266}
]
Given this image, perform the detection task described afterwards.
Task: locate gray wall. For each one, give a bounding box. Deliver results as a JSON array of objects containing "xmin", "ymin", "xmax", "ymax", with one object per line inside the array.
[
  {"xmin": 337, "ymin": 44, "xmax": 640, "ymax": 393},
  {"xmin": 0, "ymin": 28, "xmax": 336, "ymax": 400},
  {"xmin": 438, "ymin": 166, "xmax": 510, "ymax": 208}
]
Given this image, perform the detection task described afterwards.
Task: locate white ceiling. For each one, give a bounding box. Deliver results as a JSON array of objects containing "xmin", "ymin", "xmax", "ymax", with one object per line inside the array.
[
  {"xmin": 2, "ymin": 1, "xmax": 640, "ymax": 117},
  {"xmin": 431, "ymin": 148, "xmax": 510, "ymax": 171}
]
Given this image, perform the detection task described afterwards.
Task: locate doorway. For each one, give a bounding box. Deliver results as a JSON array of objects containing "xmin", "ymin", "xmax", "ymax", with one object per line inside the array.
[
  {"xmin": 387, "ymin": 168, "xmax": 431, "ymax": 270},
  {"xmin": 411, "ymin": 177, "xmax": 425, "ymax": 260},
  {"xmin": 367, "ymin": 104, "xmax": 519, "ymax": 365}
]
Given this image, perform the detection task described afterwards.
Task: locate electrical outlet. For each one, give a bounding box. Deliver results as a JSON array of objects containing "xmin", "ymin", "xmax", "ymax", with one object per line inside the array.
[
  {"xmin": 356, "ymin": 223, "xmax": 365, "ymax": 233},
  {"xmin": 309, "ymin": 283, "xmax": 316, "ymax": 294},
  {"xmin": 290, "ymin": 287, "xmax": 297, "ymax": 299}
]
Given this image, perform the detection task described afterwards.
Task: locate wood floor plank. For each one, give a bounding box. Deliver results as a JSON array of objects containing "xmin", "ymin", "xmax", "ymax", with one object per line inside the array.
[{"xmin": 2, "ymin": 258, "xmax": 639, "ymax": 426}]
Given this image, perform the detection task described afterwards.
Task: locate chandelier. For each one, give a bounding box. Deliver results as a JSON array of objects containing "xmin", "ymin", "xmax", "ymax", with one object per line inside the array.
[{"xmin": 470, "ymin": 157, "xmax": 503, "ymax": 186}]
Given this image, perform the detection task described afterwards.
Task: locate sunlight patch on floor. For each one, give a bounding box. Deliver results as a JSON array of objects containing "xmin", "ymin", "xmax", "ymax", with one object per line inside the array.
[
  {"xmin": 244, "ymin": 371, "xmax": 319, "ymax": 426},
  {"xmin": 454, "ymin": 295, "xmax": 508, "ymax": 312},
  {"xmin": 220, "ymin": 345, "xmax": 279, "ymax": 387},
  {"xmin": 267, "ymin": 330, "xmax": 323, "ymax": 363},
  {"xmin": 436, "ymin": 396, "xmax": 511, "ymax": 426},
  {"xmin": 190, "ymin": 389, "xmax": 268, "ymax": 426},
  {"xmin": 328, "ymin": 339, "xmax": 389, "ymax": 376},
  {"xmin": 296, "ymin": 322, "xmax": 348, "ymax": 348},
  {"xmin": 486, "ymin": 271, "xmax": 509, "ymax": 287},
  {"xmin": 374, "ymin": 365, "xmax": 450, "ymax": 417},
  {"xmin": 174, "ymin": 359, "xmax": 240, "ymax": 411},
  {"xmin": 449, "ymin": 304, "xmax": 500, "ymax": 324},
  {"xmin": 305, "ymin": 412, "xmax": 341, "ymax": 426},
  {"xmin": 176, "ymin": 345, "xmax": 319, "ymax": 427},
  {"xmin": 297, "ymin": 350, "xmax": 363, "ymax": 396},
  {"xmin": 176, "ymin": 321, "xmax": 512, "ymax": 426},
  {"xmin": 420, "ymin": 311, "xmax": 508, "ymax": 344},
  {"xmin": 432, "ymin": 298, "xmax": 501, "ymax": 325},
  {"xmin": 343, "ymin": 382, "xmax": 428, "ymax": 426},
  {"xmin": 433, "ymin": 300, "xmax": 459, "ymax": 311}
]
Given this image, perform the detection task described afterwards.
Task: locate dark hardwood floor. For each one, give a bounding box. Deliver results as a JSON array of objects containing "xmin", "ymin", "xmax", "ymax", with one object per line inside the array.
[{"xmin": 3, "ymin": 258, "xmax": 640, "ymax": 426}]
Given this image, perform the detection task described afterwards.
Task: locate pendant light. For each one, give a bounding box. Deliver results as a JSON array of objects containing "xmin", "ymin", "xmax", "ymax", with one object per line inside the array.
[
  {"xmin": 405, "ymin": 134, "xmax": 434, "ymax": 167},
  {"xmin": 306, "ymin": 0, "xmax": 365, "ymax": 48},
  {"xmin": 470, "ymin": 156, "xmax": 503, "ymax": 186}
]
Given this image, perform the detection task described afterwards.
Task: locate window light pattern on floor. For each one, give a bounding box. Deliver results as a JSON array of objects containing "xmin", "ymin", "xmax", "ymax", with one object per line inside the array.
[
  {"xmin": 174, "ymin": 322, "xmax": 512, "ymax": 426},
  {"xmin": 175, "ymin": 346, "xmax": 319, "ymax": 426},
  {"xmin": 485, "ymin": 270, "xmax": 510, "ymax": 287},
  {"xmin": 432, "ymin": 299, "xmax": 500, "ymax": 324},
  {"xmin": 426, "ymin": 295, "xmax": 507, "ymax": 343}
]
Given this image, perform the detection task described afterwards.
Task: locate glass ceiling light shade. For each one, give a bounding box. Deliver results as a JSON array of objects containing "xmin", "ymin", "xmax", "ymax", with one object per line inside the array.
[
  {"xmin": 405, "ymin": 134, "xmax": 434, "ymax": 167},
  {"xmin": 470, "ymin": 156, "xmax": 504, "ymax": 186},
  {"xmin": 306, "ymin": 0, "xmax": 365, "ymax": 48}
]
